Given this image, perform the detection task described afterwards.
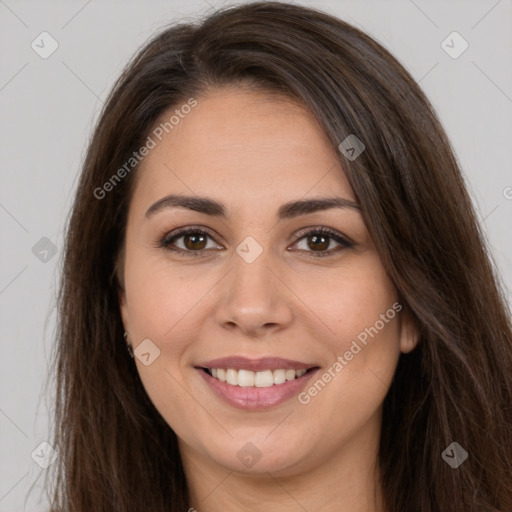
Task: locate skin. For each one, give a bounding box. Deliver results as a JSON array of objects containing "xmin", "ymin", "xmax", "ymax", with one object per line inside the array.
[{"xmin": 118, "ymin": 86, "xmax": 419, "ymax": 512}]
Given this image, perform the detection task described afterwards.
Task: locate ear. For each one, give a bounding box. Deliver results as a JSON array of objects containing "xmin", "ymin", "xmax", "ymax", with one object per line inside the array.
[
  {"xmin": 115, "ymin": 247, "xmax": 130, "ymax": 333},
  {"xmin": 399, "ymin": 307, "xmax": 420, "ymax": 354},
  {"xmin": 118, "ymin": 284, "xmax": 130, "ymax": 335}
]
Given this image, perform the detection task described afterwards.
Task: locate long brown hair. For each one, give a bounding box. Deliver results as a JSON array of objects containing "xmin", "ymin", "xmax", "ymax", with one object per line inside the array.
[{"xmin": 45, "ymin": 2, "xmax": 512, "ymax": 510}]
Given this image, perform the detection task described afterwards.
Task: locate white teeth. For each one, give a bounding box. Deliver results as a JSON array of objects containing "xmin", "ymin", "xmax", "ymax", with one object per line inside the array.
[
  {"xmin": 273, "ymin": 369, "xmax": 286, "ymax": 385},
  {"xmin": 207, "ymin": 368, "xmax": 310, "ymax": 386},
  {"xmin": 285, "ymin": 369, "xmax": 296, "ymax": 381},
  {"xmin": 254, "ymin": 370, "xmax": 274, "ymax": 388},
  {"xmin": 237, "ymin": 369, "xmax": 255, "ymax": 387},
  {"xmin": 226, "ymin": 368, "xmax": 238, "ymax": 386}
]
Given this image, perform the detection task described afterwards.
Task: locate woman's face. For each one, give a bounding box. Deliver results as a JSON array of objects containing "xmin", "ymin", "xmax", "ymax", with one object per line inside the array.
[{"xmin": 119, "ymin": 87, "xmax": 418, "ymax": 477}]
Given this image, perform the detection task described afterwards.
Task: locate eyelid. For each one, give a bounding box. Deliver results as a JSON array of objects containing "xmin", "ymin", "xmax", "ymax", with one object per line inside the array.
[{"xmin": 292, "ymin": 226, "xmax": 354, "ymax": 245}]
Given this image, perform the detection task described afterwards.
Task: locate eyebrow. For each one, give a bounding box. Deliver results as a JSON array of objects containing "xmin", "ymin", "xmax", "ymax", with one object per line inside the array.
[{"xmin": 145, "ymin": 194, "xmax": 360, "ymax": 219}]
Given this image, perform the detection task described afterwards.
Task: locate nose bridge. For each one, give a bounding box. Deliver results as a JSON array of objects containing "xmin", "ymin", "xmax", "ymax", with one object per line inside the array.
[
  {"xmin": 234, "ymin": 245, "xmax": 273, "ymax": 296},
  {"xmin": 214, "ymin": 238, "xmax": 293, "ymax": 334},
  {"xmin": 231, "ymin": 240, "xmax": 278, "ymax": 307}
]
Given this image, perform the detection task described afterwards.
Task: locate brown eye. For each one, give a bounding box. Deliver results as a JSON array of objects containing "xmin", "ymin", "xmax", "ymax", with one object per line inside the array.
[
  {"xmin": 182, "ymin": 233, "xmax": 208, "ymax": 250},
  {"xmin": 291, "ymin": 228, "xmax": 354, "ymax": 257},
  {"xmin": 306, "ymin": 234, "xmax": 330, "ymax": 252},
  {"xmin": 161, "ymin": 228, "xmax": 220, "ymax": 254}
]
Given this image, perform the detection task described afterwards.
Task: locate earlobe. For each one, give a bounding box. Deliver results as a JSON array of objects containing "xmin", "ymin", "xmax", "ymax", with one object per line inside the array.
[{"xmin": 399, "ymin": 308, "xmax": 420, "ymax": 354}]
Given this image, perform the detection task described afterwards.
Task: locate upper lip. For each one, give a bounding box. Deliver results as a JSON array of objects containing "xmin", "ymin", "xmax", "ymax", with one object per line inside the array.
[{"xmin": 196, "ymin": 356, "xmax": 318, "ymax": 372}]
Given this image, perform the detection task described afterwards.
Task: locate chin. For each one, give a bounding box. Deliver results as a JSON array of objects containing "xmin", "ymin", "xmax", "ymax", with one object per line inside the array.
[{"xmin": 201, "ymin": 432, "xmax": 315, "ymax": 476}]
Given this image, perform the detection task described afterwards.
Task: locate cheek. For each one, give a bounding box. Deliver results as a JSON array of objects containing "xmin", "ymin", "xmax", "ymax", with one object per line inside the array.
[
  {"xmin": 294, "ymin": 252, "xmax": 400, "ymax": 352},
  {"xmin": 295, "ymin": 257, "xmax": 402, "ymax": 427},
  {"xmin": 124, "ymin": 248, "xmax": 210, "ymax": 342},
  {"xmin": 123, "ymin": 251, "xmax": 220, "ymax": 423},
  {"xmin": 123, "ymin": 250, "xmax": 199, "ymax": 430},
  {"xmin": 294, "ymin": 253, "xmax": 402, "ymax": 407}
]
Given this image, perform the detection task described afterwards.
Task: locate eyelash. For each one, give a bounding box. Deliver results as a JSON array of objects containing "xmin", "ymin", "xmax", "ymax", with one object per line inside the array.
[{"xmin": 158, "ymin": 226, "xmax": 354, "ymax": 258}]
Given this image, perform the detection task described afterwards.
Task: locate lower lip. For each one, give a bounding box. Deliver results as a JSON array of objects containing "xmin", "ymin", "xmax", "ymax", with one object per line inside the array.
[{"xmin": 196, "ymin": 368, "xmax": 319, "ymax": 410}]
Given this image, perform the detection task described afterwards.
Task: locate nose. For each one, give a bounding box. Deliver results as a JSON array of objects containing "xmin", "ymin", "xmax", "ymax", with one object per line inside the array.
[{"xmin": 214, "ymin": 248, "xmax": 294, "ymax": 338}]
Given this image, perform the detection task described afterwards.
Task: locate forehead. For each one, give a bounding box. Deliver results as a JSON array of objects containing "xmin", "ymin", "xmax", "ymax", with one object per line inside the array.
[{"xmin": 131, "ymin": 87, "xmax": 355, "ymax": 210}]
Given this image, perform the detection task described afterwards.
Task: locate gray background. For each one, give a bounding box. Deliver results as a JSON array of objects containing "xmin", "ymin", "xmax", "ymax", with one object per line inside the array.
[{"xmin": 1, "ymin": 0, "xmax": 511, "ymax": 510}]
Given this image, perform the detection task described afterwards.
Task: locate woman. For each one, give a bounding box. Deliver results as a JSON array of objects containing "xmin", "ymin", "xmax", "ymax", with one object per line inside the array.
[{"xmin": 45, "ymin": 2, "xmax": 512, "ymax": 511}]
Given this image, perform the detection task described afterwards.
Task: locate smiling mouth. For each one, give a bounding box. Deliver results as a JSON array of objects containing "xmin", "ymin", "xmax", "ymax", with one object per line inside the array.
[{"xmin": 201, "ymin": 367, "xmax": 317, "ymax": 387}]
